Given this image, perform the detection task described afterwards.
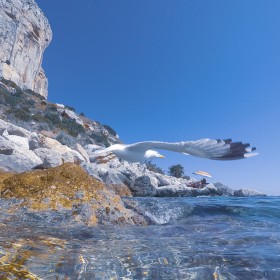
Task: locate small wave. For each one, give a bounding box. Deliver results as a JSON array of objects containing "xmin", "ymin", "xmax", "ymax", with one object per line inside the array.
[
  {"xmin": 123, "ymin": 196, "xmax": 280, "ymax": 225},
  {"xmin": 192, "ymin": 205, "xmax": 249, "ymax": 216},
  {"xmin": 123, "ymin": 197, "xmax": 194, "ymax": 225}
]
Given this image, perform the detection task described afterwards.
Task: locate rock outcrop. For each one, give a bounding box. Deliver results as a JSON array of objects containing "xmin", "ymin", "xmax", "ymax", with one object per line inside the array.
[
  {"xmin": 0, "ymin": 0, "xmax": 52, "ymax": 98},
  {"xmin": 82, "ymin": 160, "xmax": 225, "ymax": 197},
  {"xmin": 0, "ymin": 116, "xmax": 264, "ymax": 198},
  {"xmin": 0, "ymin": 118, "xmax": 88, "ymax": 172},
  {"xmin": 0, "ymin": 163, "xmax": 147, "ymax": 226},
  {"xmin": 234, "ymin": 188, "xmax": 266, "ymax": 197},
  {"xmin": 0, "ymin": 80, "xmax": 121, "ymax": 148}
]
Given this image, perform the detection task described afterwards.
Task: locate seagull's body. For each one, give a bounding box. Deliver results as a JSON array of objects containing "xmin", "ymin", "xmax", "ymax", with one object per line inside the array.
[{"xmin": 94, "ymin": 138, "xmax": 257, "ymax": 164}]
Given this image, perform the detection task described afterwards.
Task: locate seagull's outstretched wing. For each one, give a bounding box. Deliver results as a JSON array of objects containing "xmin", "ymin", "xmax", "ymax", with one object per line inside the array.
[{"xmin": 125, "ymin": 139, "xmax": 257, "ymax": 160}]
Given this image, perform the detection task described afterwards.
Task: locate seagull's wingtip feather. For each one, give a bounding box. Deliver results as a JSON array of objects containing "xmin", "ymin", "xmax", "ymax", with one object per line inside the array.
[{"xmin": 244, "ymin": 152, "xmax": 259, "ymax": 158}]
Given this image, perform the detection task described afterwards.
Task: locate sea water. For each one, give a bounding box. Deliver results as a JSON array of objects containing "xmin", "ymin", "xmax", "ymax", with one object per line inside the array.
[{"xmin": 0, "ymin": 196, "xmax": 280, "ymax": 279}]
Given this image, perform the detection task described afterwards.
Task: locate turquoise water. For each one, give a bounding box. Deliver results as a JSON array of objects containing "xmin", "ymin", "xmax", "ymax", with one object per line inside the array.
[{"xmin": 0, "ymin": 196, "xmax": 280, "ymax": 279}]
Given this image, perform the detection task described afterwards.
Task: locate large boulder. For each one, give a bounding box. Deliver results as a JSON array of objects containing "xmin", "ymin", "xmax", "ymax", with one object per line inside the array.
[
  {"xmin": 0, "ymin": 149, "xmax": 42, "ymax": 172},
  {"xmin": 33, "ymin": 147, "xmax": 63, "ymax": 168},
  {"xmin": 29, "ymin": 131, "xmax": 87, "ymax": 165},
  {"xmin": 74, "ymin": 143, "xmax": 90, "ymax": 163},
  {"xmin": 0, "ymin": 130, "xmax": 42, "ymax": 172},
  {"xmin": 0, "ymin": 119, "xmax": 30, "ymax": 138},
  {"xmin": 130, "ymin": 176, "xmax": 157, "ymax": 197},
  {"xmin": 0, "ymin": 163, "xmax": 147, "ymax": 225},
  {"xmin": 213, "ymin": 182, "xmax": 235, "ymax": 196}
]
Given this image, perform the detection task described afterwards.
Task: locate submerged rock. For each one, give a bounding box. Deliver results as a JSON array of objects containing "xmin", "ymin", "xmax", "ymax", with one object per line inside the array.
[{"xmin": 0, "ymin": 163, "xmax": 147, "ymax": 226}]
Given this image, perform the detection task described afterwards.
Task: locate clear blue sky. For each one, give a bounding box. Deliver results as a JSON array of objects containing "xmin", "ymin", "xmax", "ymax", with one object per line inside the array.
[{"xmin": 36, "ymin": 0, "xmax": 280, "ymax": 195}]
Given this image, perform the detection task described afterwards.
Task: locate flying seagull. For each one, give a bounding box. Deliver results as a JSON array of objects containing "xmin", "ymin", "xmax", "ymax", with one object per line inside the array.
[{"xmin": 94, "ymin": 138, "xmax": 257, "ymax": 164}]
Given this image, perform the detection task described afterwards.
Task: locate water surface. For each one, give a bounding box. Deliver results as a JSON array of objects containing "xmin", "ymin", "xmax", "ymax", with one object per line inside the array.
[{"xmin": 0, "ymin": 196, "xmax": 280, "ymax": 279}]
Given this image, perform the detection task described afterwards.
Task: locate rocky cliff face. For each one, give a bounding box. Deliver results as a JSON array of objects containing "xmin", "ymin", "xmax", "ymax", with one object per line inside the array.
[{"xmin": 0, "ymin": 0, "xmax": 52, "ymax": 98}]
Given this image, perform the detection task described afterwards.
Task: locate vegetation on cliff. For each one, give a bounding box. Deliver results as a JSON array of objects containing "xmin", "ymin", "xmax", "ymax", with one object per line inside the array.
[{"xmin": 0, "ymin": 78, "xmax": 120, "ymax": 148}]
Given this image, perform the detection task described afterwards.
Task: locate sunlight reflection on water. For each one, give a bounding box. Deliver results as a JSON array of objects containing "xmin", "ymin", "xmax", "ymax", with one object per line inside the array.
[{"xmin": 0, "ymin": 197, "xmax": 280, "ymax": 279}]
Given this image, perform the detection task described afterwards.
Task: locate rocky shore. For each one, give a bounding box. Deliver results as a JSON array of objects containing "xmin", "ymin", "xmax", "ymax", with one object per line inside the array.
[
  {"xmin": 0, "ymin": 162, "xmax": 146, "ymax": 226},
  {"xmin": 0, "ymin": 115, "xmax": 265, "ymax": 197},
  {"xmin": 0, "ymin": 0, "xmax": 265, "ymax": 228},
  {"xmin": 0, "ymin": 110, "xmax": 265, "ymax": 225}
]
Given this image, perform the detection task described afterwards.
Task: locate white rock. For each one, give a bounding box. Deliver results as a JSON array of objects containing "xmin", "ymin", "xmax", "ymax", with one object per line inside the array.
[
  {"xmin": 0, "ymin": 136, "xmax": 14, "ymax": 155},
  {"xmin": 234, "ymin": 188, "xmax": 266, "ymax": 197},
  {"xmin": 75, "ymin": 143, "xmax": 90, "ymax": 163},
  {"xmin": 5, "ymin": 134, "xmax": 29, "ymax": 150},
  {"xmin": 0, "ymin": 149, "xmax": 42, "ymax": 172},
  {"xmin": 0, "ymin": 119, "xmax": 30, "ymax": 138},
  {"xmin": 62, "ymin": 150, "xmax": 85, "ymax": 164},
  {"xmin": 0, "ymin": 0, "xmax": 52, "ymax": 98},
  {"xmin": 34, "ymin": 147, "xmax": 62, "ymax": 168}
]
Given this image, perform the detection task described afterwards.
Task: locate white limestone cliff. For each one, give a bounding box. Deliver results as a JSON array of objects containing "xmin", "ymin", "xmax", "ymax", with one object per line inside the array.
[{"xmin": 0, "ymin": 0, "xmax": 52, "ymax": 98}]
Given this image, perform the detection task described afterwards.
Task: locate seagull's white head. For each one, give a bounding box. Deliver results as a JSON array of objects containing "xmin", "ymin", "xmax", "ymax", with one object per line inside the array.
[{"xmin": 145, "ymin": 150, "xmax": 165, "ymax": 160}]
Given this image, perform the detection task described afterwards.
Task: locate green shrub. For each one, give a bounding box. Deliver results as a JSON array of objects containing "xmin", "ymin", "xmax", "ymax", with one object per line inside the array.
[
  {"xmin": 0, "ymin": 87, "xmax": 37, "ymax": 108},
  {"xmin": 3, "ymin": 92, "xmax": 19, "ymax": 107},
  {"xmin": 44, "ymin": 104, "xmax": 58, "ymax": 113},
  {"xmin": 6, "ymin": 107, "xmax": 31, "ymax": 122},
  {"xmin": 168, "ymin": 164, "xmax": 185, "ymax": 178},
  {"xmin": 56, "ymin": 131, "xmax": 77, "ymax": 147},
  {"xmin": 103, "ymin": 124, "xmax": 117, "ymax": 136},
  {"xmin": 90, "ymin": 132, "xmax": 110, "ymax": 147},
  {"xmin": 58, "ymin": 118, "xmax": 85, "ymax": 137},
  {"xmin": 23, "ymin": 88, "xmax": 45, "ymax": 100},
  {"xmin": 145, "ymin": 161, "xmax": 165, "ymax": 174},
  {"xmin": 44, "ymin": 112, "xmax": 61, "ymax": 125},
  {"xmin": 31, "ymin": 112, "xmax": 46, "ymax": 122},
  {"xmin": 38, "ymin": 123, "xmax": 52, "ymax": 131},
  {"xmin": 0, "ymin": 78, "xmax": 18, "ymax": 89},
  {"xmin": 26, "ymin": 98, "xmax": 35, "ymax": 106},
  {"xmin": 76, "ymin": 134, "xmax": 94, "ymax": 146}
]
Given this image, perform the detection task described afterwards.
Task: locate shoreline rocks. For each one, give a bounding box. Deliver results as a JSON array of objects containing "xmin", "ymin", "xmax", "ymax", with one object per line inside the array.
[
  {"xmin": 0, "ymin": 163, "xmax": 147, "ymax": 226},
  {"xmin": 234, "ymin": 188, "xmax": 266, "ymax": 197},
  {"xmin": 0, "ymin": 117, "xmax": 266, "ymax": 227},
  {"xmin": 0, "ymin": 116, "xmax": 264, "ymax": 197},
  {"xmin": 0, "ymin": 117, "xmax": 265, "ymax": 198}
]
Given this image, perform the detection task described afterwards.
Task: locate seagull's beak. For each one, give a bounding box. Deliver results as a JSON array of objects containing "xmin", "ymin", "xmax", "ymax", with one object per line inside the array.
[{"xmin": 159, "ymin": 155, "xmax": 165, "ymax": 159}]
